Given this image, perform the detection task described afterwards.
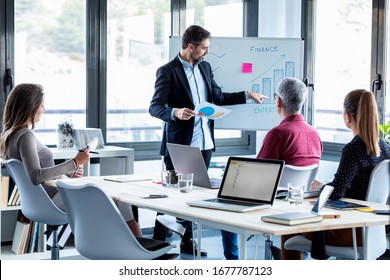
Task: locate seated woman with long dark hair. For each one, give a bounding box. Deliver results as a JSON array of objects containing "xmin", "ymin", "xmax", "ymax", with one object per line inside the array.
[{"xmin": 0, "ymin": 83, "xmax": 142, "ymax": 237}]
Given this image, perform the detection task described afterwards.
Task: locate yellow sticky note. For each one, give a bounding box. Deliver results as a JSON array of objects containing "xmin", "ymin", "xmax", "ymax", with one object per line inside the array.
[{"xmin": 356, "ymin": 207, "xmax": 375, "ymax": 212}]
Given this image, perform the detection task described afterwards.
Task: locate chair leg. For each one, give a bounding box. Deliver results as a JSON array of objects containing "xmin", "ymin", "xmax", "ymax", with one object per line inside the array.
[
  {"xmin": 264, "ymin": 234, "xmax": 273, "ymax": 260},
  {"xmin": 254, "ymin": 235, "xmax": 259, "ymax": 260},
  {"xmin": 192, "ymin": 221, "xmax": 203, "ymax": 260},
  {"xmin": 50, "ymin": 226, "xmax": 60, "ymax": 260},
  {"xmin": 352, "ymin": 227, "xmax": 357, "ymax": 260}
]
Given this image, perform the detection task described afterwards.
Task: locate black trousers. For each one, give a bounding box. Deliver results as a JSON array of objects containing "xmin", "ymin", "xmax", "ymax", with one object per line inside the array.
[{"xmin": 153, "ymin": 149, "xmax": 213, "ymax": 241}]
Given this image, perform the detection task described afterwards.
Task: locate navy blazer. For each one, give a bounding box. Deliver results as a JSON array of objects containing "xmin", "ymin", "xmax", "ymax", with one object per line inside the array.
[{"xmin": 149, "ymin": 55, "xmax": 247, "ymax": 157}]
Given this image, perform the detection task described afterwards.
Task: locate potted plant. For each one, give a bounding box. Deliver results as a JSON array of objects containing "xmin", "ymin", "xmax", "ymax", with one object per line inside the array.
[{"xmin": 379, "ymin": 120, "xmax": 390, "ymax": 145}]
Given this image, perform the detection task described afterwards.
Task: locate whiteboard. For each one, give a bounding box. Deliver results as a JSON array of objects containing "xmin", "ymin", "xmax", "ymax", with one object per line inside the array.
[{"xmin": 169, "ymin": 36, "xmax": 304, "ymax": 131}]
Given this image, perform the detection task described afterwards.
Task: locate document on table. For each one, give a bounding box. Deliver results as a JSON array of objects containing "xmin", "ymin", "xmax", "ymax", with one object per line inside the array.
[{"xmin": 194, "ymin": 101, "xmax": 232, "ymax": 120}]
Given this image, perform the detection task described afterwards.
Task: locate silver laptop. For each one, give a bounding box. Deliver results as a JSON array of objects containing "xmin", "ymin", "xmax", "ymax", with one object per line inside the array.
[
  {"xmin": 187, "ymin": 157, "xmax": 285, "ymax": 212},
  {"xmin": 166, "ymin": 143, "xmax": 222, "ymax": 189}
]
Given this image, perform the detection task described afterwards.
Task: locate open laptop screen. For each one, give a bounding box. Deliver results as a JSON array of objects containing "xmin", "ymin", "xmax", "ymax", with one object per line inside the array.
[{"xmin": 218, "ymin": 157, "xmax": 284, "ymax": 203}]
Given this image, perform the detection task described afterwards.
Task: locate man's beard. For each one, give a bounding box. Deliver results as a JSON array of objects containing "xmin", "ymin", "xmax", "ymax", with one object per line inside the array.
[{"xmin": 192, "ymin": 55, "xmax": 204, "ymax": 65}]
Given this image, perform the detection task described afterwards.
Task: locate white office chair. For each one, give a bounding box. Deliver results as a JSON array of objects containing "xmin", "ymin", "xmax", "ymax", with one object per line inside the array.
[
  {"xmin": 254, "ymin": 164, "xmax": 319, "ymax": 259},
  {"xmin": 56, "ymin": 180, "xmax": 177, "ymax": 260},
  {"xmin": 3, "ymin": 159, "xmax": 68, "ymax": 260},
  {"xmin": 278, "ymin": 164, "xmax": 319, "ymax": 191},
  {"xmin": 284, "ymin": 159, "xmax": 390, "ymax": 260}
]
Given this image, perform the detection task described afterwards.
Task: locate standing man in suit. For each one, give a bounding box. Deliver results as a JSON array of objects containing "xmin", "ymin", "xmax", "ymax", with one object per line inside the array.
[{"xmin": 149, "ymin": 25, "xmax": 266, "ymax": 257}]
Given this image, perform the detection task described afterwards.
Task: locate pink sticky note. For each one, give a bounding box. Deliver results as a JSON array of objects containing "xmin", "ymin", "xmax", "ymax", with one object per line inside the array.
[{"xmin": 242, "ymin": 63, "xmax": 252, "ymax": 73}]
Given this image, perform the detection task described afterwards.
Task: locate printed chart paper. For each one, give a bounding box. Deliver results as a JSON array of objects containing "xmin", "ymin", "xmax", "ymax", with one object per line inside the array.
[{"xmin": 194, "ymin": 101, "xmax": 232, "ymax": 120}]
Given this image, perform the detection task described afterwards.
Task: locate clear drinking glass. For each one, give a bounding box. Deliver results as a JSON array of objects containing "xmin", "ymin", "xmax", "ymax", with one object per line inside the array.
[
  {"xmin": 288, "ymin": 183, "xmax": 304, "ymax": 205},
  {"xmin": 178, "ymin": 173, "xmax": 194, "ymax": 193}
]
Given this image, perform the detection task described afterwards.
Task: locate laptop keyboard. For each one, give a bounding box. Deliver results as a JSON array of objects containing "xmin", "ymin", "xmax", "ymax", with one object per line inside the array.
[
  {"xmin": 209, "ymin": 198, "xmax": 263, "ymax": 207},
  {"xmin": 303, "ymin": 189, "xmax": 321, "ymax": 198}
]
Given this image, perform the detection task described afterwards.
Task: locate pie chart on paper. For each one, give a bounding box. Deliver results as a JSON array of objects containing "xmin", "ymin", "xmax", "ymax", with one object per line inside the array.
[
  {"xmin": 195, "ymin": 101, "xmax": 232, "ymax": 119},
  {"xmin": 198, "ymin": 106, "xmax": 215, "ymax": 117}
]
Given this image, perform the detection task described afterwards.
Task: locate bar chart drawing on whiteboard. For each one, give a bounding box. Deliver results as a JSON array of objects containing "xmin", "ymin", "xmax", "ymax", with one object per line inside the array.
[{"xmin": 169, "ymin": 36, "xmax": 304, "ymax": 130}]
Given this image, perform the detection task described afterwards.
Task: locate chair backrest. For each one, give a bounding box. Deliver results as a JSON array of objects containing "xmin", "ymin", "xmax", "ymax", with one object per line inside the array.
[
  {"xmin": 284, "ymin": 160, "xmax": 389, "ymax": 260},
  {"xmin": 56, "ymin": 180, "xmax": 169, "ymax": 259},
  {"xmin": 365, "ymin": 159, "xmax": 390, "ymax": 204},
  {"xmin": 364, "ymin": 159, "xmax": 390, "ymax": 260},
  {"xmin": 278, "ymin": 164, "xmax": 319, "ymax": 191},
  {"xmin": 3, "ymin": 159, "xmax": 67, "ymax": 226}
]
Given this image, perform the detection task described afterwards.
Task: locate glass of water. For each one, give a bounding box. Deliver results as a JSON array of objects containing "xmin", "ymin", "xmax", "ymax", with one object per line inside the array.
[
  {"xmin": 288, "ymin": 183, "xmax": 304, "ymax": 206},
  {"xmin": 178, "ymin": 173, "xmax": 194, "ymax": 193}
]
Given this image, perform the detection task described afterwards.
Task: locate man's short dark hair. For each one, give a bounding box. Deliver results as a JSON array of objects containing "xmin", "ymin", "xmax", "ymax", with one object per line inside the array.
[{"xmin": 182, "ymin": 25, "xmax": 211, "ymax": 49}]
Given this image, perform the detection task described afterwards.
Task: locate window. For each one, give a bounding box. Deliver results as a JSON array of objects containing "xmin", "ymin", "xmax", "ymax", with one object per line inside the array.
[
  {"xmin": 313, "ymin": 0, "xmax": 372, "ymax": 143},
  {"xmin": 385, "ymin": 1, "xmax": 390, "ymax": 124},
  {"xmin": 106, "ymin": 0, "xmax": 170, "ymax": 143},
  {"xmin": 14, "ymin": 0, "xmax": 87, "ymax": 145},
  {"xmin": 186, "ymin": 0, "xmax": 243, "ymax": 140},
  {"xmin": 106, "ymin": 0, "xmax": 246, "ymax": 147},
  {"xmin": 258, "ymin": 0, "xmax": 302, "ymax": 38},
  {"xmin": 187, "ymin": 0, "xmax": 243, "ymax": 36},
  {"xmin": 5, "ymin": 0, "xmax": 386, "ymax": 160}
]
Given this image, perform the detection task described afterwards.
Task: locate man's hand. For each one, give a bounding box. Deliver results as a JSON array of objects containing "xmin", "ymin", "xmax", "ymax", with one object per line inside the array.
[
  {"xmin": 174, "ymin": 108, "xmax": 196, "ymax": 120},
  {"xmin": 247, "ymin": 92, "xmax": 268, "ymax": 104}
]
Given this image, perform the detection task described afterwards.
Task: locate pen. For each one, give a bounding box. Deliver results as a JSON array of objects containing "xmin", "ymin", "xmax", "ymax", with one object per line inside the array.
[
  {"xmin": 78, "ymin": 149, "xmax": 99, "ymax": 154},
  {"xmin": 322, "ymin": 214, "xmax": 340, "ymax": 219}
]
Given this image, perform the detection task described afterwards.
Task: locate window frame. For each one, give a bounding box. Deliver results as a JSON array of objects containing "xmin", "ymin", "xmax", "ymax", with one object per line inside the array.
[
  {"xmin": 302, "ymin": 0, "xmax": 388, "ymax": 162},
  {"xmin": 1, "ymin": 0, "xmax": 388, "ymax": 161},
  {"xmin": 104, "ymin": 0, "xmax": 258, "ymax": 160}
]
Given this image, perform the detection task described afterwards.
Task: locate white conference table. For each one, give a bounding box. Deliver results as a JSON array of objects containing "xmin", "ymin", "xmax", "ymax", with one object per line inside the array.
[{"xmin": 63, "ymin": 176, "xmax": 390, "ymax": 260}]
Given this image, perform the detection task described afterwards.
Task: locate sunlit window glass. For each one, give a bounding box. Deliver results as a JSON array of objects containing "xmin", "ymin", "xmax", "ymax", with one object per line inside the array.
[
  {"xmin": 187, "ymin": 0, "xmax": 243, "ymax": 139},
  {"xmin": 106, "ymin": 0, "xmax": 170, "ymax": 143},
  {"xmin": 314, "ymin": 0, "xmax": 372, "ymax": 143},
  {"xmin": 14, "ymin": 0, "xmax": 87, "ymax": 145}
]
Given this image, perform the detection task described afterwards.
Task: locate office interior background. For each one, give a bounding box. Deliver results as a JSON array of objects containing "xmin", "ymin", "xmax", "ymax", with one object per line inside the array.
[
  {"xmin": 0, "ymin": 0, "xmax": 389, "ymax": 163},
  {"xmin": 0, "ymin": 0, "xmax": 389, "ymax": 261}
]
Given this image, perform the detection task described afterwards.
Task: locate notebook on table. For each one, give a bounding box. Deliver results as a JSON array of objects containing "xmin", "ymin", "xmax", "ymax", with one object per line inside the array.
[
  {"xmin": 166, "ymin": 143, "xmax": 222, "ymax": 189},
  {"xmin": 261, "ymin": 185, "xmax": 334, "ymax": 225},
  {"xmin": 187, "ymin": 157, "xmax": 285, "ymax": 212},
  {"xmin": 324, "ymin": 200, "xmax": 369, "ymax": 210}
]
